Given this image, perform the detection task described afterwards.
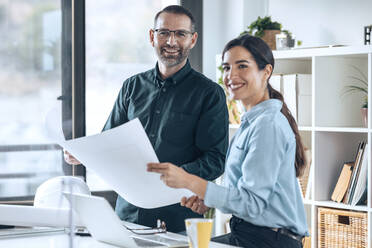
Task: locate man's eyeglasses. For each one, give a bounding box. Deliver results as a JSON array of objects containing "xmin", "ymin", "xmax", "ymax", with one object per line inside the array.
[
  {"xmin": 122, "ymin": 220, "xmax": 167, "ymax": 235},
  {"xmin": 154, "ymin": 29, "xmax": 194, "ymax": 40}
]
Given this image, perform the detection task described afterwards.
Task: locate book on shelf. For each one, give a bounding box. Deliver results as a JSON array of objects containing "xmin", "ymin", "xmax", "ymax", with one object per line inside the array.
[
  {"xmin": 298, "ymin": 148, "xmax": 312, "ymax": 199},
  {"xmin": 331, "ymin": 162, "xmax": 353, "ymax": 203},
  {"xmin": 350, "ymin": 143, "xmax": 368, "ymax": 206},
  {"xmin": 343, "ymin": 141, "xmax": 366, "ymax": 204}
]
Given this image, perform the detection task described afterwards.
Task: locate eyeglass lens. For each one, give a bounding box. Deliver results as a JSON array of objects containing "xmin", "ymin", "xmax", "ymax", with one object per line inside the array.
[{"xmin": 155, "ymin": 29, "xmax": 192, "ymax": 40}]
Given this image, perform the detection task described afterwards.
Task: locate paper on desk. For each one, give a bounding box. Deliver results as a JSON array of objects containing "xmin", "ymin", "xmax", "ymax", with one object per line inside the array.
[{"xmin": 45, "ymin": 106, "xmax": 193, "ymax": 209}]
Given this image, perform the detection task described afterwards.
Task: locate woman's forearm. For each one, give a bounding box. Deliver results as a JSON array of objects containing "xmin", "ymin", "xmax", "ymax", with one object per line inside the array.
[{"xmin": 186, "ymin": 174, "xmax": 208, "ymax": 199}]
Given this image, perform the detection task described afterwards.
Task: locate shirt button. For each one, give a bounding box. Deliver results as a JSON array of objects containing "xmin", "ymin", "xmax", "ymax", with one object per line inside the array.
[
  {"xmin": 162, "ymin": 88, "xmax": 166, "ymax": 92},
  {"xmin": 155, "ymin": 110, "xmax": 160, "ymax": 114}
]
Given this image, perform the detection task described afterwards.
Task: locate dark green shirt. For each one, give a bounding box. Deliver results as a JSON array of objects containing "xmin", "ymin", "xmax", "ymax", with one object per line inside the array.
[{"xmin": 103, "ymin": 60, "xmax": 228, "ymax": 232}]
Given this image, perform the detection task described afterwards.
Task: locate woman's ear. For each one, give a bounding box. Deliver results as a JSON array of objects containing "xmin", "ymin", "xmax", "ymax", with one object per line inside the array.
[{"xmin": 263, "ymin": 64, "xmax": 273, "ymax": 81}]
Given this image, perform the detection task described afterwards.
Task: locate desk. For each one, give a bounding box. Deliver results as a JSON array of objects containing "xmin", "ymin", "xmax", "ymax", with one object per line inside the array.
[{"xmin": 0, "ymin": 229, "xmax": 236, "ymax": 248}]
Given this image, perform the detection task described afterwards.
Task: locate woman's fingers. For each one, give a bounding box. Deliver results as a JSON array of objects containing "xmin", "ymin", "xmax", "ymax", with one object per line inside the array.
[
  {"xmin": 191, "ymin": 201, "xmax": 199, "ymax": 212},
  {"xmin": 147, "ymin": 162, "xmax": 188, "ymax": 188},
  {"xmin": 184, "ymin": 196, "xmax": 199, "ymax": 208}
]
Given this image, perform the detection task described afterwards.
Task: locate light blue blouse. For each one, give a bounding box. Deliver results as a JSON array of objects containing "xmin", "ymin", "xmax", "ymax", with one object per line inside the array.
[{"xmin": 204, "ymin": 99, "xmax": 309, "ymax": 236}]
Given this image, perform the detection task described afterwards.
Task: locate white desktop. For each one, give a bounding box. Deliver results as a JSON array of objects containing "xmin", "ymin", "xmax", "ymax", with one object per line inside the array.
[{"xmin": 0, "ymin": 176, "xmax": 236, "ymax": 248}]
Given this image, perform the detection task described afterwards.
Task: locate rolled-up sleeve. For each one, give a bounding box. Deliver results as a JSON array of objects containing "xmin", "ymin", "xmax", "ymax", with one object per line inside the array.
[{"xmin": 204, "ymin": 120, "xmax": 287, "ymax": 218}]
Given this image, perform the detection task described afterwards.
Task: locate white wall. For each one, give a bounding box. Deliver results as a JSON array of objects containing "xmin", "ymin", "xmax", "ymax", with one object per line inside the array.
[
  {"xmin": 203, "ymin": 0, "xmax": 244, "ymax": 81},
  {"xmin": 268, "ymin": 0, "xmax": 372, "ymax": 47},
  {"xmin": 203, "ymin": 0, "xmax": 372, "ymax": 80}
]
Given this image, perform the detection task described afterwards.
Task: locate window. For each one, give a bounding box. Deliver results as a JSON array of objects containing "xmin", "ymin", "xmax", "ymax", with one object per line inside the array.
[
  {"xmin": 0, "ymin": 1, "xmax": 63, "ymax": 199},
  {"xmin": 85, "ymin": 0, "xmax": 179, "ymax": 190}
]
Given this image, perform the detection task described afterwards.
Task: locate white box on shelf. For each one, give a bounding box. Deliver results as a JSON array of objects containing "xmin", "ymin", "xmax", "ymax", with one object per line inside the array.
[
  {"xmin": 270, "ymin": 74, "xmax": 282, "ymax": 93},
  {"xmin": 282, "ymin": 74, "xmax": 312, "ymax": 126},
  {"xmin": 282, "ymin": 74, "xmax": 298, "ymax": 121},
  {"xmin": 297, "ymin": 74, "xmax": 312, "ymax": 126}
]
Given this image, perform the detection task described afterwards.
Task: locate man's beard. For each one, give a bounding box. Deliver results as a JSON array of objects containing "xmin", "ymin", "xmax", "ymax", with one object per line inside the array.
[{"xmin": 157, "ymin": 45, "xmax": 191, "ymax": 67}]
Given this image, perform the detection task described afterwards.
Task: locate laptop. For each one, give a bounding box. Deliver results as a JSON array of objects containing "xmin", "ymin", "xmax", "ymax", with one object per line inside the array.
[{"xmin": 64, "ymin": 193, "xmax": 188, "ymax": 248}]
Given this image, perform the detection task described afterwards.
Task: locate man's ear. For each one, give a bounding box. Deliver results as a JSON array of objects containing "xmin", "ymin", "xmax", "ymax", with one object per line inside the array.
[
  {"xmin": 149, "ymin": 29, "xmax": 155, "ymax": 47},
  {"xmin": 189, "ymin": 32, "xmax": 198, "ymax": 49}
]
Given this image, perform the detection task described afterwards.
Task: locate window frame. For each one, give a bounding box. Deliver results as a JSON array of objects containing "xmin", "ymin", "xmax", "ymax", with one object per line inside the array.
[
  {"xmin": 0, "ymin": 0, "xmax": 203, "ymax": 205},
  {"xmin": 0, "ymin": 0, "xmax": 85, "ymax": 203}
]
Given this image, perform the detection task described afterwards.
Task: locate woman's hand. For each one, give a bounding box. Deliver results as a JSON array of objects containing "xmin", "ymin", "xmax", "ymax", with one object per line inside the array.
[
  {"xmin": 181, "ymin": 196, "xmax": 210, "ymax": 215},
  {"xmin": 147, "ymin": 162, "xmax": 190, "ymax": 189},
  {"xmin": 63, "ymin": 149, "xmax": 81, "ymax": 165}
]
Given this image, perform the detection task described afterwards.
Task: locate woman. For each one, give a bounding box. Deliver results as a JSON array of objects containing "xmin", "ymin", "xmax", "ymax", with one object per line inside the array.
[{"xmin": 147, "ymin": 34, "xmax": 309, "ymax": 248}]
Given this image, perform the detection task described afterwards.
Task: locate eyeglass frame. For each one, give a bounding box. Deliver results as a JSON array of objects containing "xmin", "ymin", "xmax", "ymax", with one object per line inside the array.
[
  {"xmin": 122, "ymin": 220, "xmax": 167, "ymax": 235},
  {"xmin": 153, "ymin": 28, "xmax": 195, "ymax": 40}
]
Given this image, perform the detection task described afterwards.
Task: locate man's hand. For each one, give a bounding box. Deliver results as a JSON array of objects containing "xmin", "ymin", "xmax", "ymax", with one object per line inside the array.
[
  {"xmin": 181, "ymin": 195, "xmax": 210, "ymax": 215},
  {"xmin": 63, "ymin": 149, "xmax": 81, "ymax": 165},
  {"xmin": 147, "ymin": 162, "xmax": 190, "ymax": 189}
]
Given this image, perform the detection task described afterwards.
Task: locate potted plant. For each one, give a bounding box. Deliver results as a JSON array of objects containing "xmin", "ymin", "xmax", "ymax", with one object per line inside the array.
[
  {"xmin": 241, "ymin": 16, "xmax": 282, "ymax": 50},
  {"xmin": 217, "ymin": 65, "xmax": 241, "ymax": 124},
  {"xmin": 343, "ymin": 66, "xmax": 368, "ymax": 127}
]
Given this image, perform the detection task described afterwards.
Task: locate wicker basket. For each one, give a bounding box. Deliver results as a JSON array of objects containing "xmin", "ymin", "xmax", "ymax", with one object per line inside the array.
[{"xmin": 318, "ymin": 207, "xmax": 367, "ymax": 248}]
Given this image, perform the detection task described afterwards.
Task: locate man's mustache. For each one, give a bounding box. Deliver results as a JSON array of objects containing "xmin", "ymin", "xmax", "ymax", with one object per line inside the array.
[{"xmin": 161, "ymin": 45, "xmax": 181, "ymax": 51}]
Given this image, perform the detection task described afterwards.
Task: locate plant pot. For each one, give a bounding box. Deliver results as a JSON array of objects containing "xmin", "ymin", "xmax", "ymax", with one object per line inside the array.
[
  {"xmin": 261, "ymin": 30, "xmax": 281, "ymax": 50},
  {"xmin": 361, "ymin": 108, "xmax": 368, "ymax": 127}
]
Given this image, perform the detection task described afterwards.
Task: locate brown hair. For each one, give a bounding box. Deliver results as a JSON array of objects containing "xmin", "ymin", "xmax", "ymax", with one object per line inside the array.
[
  {"xmin": 222, "ymin": 34, "xmax": 305, "ymax": 177},
  {"xmin": 154, "ymin": 5, "xmax": 195, "ymax": 32}
]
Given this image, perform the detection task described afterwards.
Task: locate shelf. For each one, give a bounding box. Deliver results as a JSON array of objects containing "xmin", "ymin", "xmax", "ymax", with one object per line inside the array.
[
  {"xmin": 314, "ymin": 200, "xmax": 368, "ymax": 212},
  {"xmin": 299, "ymin": 126, "xmax": 312, "ymax": 131},
  {"xmin": 314, "ymin": 127, "xmax": 368, "ymax": 133},
  {"xmin": 273, "ymin": 45, "xmax": 372, "ymax": 59}
]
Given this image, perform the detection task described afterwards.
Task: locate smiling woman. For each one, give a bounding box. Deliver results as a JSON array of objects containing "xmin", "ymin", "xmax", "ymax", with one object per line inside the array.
[{"xmin": 221, "ymin": 46, "xmax": 272, "ymax": 111}]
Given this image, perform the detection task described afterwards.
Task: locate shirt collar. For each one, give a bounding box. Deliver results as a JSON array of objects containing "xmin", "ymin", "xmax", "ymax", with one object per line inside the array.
[
  {"xmin": 153, "ymin": 60, "xmax": 192, "ymax": 86},
  {"xmin": 241, "ymin": 99, "xmax": 283, "ymax": 123}
]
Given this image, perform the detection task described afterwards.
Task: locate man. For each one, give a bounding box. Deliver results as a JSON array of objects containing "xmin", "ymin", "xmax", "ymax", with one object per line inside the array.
[{"xmin": 65, "ymin": 5, "xmax": 228, "ymax": 233}]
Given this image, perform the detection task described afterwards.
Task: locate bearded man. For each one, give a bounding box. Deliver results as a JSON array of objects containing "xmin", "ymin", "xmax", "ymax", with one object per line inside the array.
[{"xmin": 64, "ymin": 5, "xmax": 228, "ymax": 233}]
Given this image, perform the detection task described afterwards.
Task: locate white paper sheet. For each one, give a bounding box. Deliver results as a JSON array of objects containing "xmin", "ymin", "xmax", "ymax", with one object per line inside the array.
[
  {"xmin": 0, "ymin": 205, "xmax": 82, "ymax": 227},
  {"xmin": 45, "ymin": 106, "xmax": 193, "ymax": 209}
]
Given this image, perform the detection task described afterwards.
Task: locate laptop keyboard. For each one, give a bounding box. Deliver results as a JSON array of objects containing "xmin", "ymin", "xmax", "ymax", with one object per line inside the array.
[
  {"xmin": 132, "ymin": 235, "xmax": 188, "ymax": 247},
  {"xmin": 133, "ymin": 237, "xmax": 166, "ymax": 247}
]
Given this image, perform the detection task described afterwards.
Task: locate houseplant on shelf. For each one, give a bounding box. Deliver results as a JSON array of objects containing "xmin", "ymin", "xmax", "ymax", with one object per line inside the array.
[
  {"xmin": 217, "ymin": 65, "xmax": 241, "ymax": 124},
  {"xmin": 343, "ymin": 66, "xmax": 368, "ymax": 127},
  {"xmin": 241, "ymin": 16, "xmax": 282, "ymax": 50}
]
